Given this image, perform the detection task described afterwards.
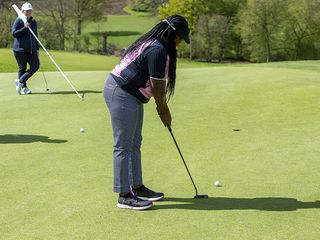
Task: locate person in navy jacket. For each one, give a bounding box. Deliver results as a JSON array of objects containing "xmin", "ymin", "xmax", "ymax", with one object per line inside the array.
[{"xmin": 12, "ymin": 2, "xmax": 40, "ymax": 95}]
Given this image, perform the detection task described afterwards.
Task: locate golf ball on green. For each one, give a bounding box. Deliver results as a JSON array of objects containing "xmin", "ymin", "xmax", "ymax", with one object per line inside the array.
[
  {"xmin": 214, "ymin": 181, "xmax": 222, "ymax": 187},
  {"xmin": 80, "ymin": 128, "xmax": 85, "ymax": 133}
]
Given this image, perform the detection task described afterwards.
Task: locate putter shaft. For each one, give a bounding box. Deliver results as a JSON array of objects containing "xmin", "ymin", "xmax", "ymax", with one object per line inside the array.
[{"xmin": 167, "ymin": 126, "xmax": 199, "ymax": 196}]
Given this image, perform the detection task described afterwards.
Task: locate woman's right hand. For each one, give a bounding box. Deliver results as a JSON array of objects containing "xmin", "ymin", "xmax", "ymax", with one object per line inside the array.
[
  {"xmin": 157, "ymin": 104, "xmax": 172, "ymax": 127},
  {"xmin": 24, "ymin": 22, "xmax": 30, "ymax": 28}
]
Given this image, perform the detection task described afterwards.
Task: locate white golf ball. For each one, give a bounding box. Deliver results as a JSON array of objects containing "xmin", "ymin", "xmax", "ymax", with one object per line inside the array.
[
  {"xmin": 214, "ymin": 181, "xmax": 222, "ymax": 187},
  {"xmin": 80, "ymin": 128, "xmax": 85, "ymax": 133}
]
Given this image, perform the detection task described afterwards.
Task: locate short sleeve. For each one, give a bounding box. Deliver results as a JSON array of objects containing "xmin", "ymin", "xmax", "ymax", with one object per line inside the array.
[{"xmin": 144, "ymin": 46, "xmax": 168, "ymax": 80}]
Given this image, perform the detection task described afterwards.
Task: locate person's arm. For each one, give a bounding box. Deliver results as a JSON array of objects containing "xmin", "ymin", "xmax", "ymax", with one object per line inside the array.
[
  {"xmin": 151, "ymin": 79, "xmax": 171, "ymax": 127},
  {"xmin": 146, "ymin": 46, "xmax": 171, "ymax": 127},
  {"xmin": 12, "ymin": 19, "xmax": 28, "ymax": 37}
]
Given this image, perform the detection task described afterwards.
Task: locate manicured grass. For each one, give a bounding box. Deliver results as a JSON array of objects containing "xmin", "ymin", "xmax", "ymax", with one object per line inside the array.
[
  {"xmin": 0, "ymin": 48, "xmax": 119, "ymax": 72},
  {"xmin": 255, "ymin": 60, "xmax": 320, "ymax": 72},
  {"xmin": 1, "ymin": 60, "xmax": 320, "ymax": 239},
  {"xmin": 0, "ymin": 48, "xmax": 214, "ymax": 73}
]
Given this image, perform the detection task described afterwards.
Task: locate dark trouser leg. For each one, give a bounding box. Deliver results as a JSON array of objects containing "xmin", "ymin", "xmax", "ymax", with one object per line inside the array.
[
  {"xmin": 129, "ymin": 103, "xmax": 143, "ymax": 187},
  {"xmin": 14, "ymin": 52, "xmax": 28, "ymax": 86},
  {"xmin": 19, "ymin": 51, "xmax": 40, "ymax": 87}
]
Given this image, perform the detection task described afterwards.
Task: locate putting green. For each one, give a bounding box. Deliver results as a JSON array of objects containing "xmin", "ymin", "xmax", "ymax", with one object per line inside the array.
[{"xmin": 1, "ymin": 62, "xmax": 320, "ymax": 239}]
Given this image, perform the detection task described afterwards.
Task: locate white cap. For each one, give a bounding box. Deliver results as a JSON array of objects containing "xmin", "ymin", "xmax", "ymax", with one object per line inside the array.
[{"xmin": 21, "ymin": 2, "xmax": 33, "ymax": 11}]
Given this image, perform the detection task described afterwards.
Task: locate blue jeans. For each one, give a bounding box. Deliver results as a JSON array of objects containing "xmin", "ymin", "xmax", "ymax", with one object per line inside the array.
[
  {"xmin": 14, "ymin": 51, "xmax": 40, "ymax": 87},
  {"xmin": 103, "ymin": 75, "xmax": 143, "ymax": 193}
]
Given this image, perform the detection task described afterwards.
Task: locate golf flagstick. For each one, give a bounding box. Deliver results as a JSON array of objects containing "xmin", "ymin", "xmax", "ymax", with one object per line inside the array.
[
  {"xmin": 12, "ymin": 4, "xmax": 83, "ymax": 101},
  {"xmin": 167, "ymin": 126, "xmax": 208, "ymax": 199}
]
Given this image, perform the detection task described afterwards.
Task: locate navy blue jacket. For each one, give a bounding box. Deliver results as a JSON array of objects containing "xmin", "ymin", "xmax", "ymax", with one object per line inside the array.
[{"xmin": 12, "ymin": 17, "xmax": 39, "ymax": 53}]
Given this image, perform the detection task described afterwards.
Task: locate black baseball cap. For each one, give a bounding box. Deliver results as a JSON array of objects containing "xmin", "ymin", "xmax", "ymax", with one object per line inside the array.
[{"xmin": 164, "ymin": 15, "xmax": 190, "ymax": 44}]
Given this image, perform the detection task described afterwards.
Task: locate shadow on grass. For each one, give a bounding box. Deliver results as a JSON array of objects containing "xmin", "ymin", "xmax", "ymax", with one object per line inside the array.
[
  {"xmin": 32, "ymin": 90, "xmax": 101, "ymax": 95},
  {"xmin": 0, "ymin": 134, "xmax": 67, "ymax": 144},
  {"xmin": 154, "ymin": 197, "xmax": 320, "ymax": 211}
]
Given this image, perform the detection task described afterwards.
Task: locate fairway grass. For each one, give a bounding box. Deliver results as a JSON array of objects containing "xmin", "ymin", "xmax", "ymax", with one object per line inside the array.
[
  {"xmin": 1, "ymin": 62, "xmax": 320, "ymax": 239},
  {"xmin": 0, "ymin": 48, "xmax": 213, "ymax": 73}
]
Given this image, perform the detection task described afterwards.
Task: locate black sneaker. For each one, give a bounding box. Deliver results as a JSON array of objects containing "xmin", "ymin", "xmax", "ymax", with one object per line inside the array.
[
  {"xmin": 132, "ymin": 185, "xmax": 164, "ymax": 202},
  {"xmin": 117, "ymin": 192, "xmax": 152, "ymax": 210}
]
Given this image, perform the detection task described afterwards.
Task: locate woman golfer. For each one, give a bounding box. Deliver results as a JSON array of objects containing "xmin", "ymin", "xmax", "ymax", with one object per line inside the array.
[
  {"xmin": 104, "ymin": 15, "xmax": 190, "ymax": 210},
  {"xmin": 12, "ymin": 2, "xmax": 40, "ymax": 95}
]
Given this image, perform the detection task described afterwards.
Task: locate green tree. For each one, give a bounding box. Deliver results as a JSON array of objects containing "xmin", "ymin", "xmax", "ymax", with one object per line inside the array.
[
  {"xmin": 195, "ymin": 0, "xmax": 246, "ymax": 61},
  {"xmin": 284, "ymin": 0, "xmax": 320, "ymax": 59},
  {"xmin": 194, "ymin": 14, "xmax": 231, "ymax": 62},
  {"xmin": 36, "ymin": 0, "xmax": 73, "ymax": 50},
  {"xmin": 29, "ymin": 0, "xmax": 109, "ymax": 51},
  {"xmin": 208, "ymin": 0, "xmax": 246, "ymax": 60},
  {"xmin": 73, "ymin": 0, "xmax": 109, "ymax": 35},
  {"xmin": 129, "ymin": 0, "xmax": 168, "ymax": 15},
  {"xmin": 208, "ymin": 0, "xmax": 245, "ymax": 19},
  {"xmin": 71, "ymin": 0, "xmax": 109, "ymax": 51},
  {"xmin": 158, "ymin": 0, "xmax": 207, "ymax": 32},
  {"xmin": 158, "ymin": 0, "xmax": 208, "ymax": 59},
  {"xmin": 236, "ymin": 0, "xmax": 288, "ymax": 62},
  {"xmin": 0, "ymin": 1, "xmax": 15, "ymax": 48}
]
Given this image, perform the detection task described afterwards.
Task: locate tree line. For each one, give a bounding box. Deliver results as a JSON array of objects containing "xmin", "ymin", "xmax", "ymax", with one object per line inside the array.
[
  {"xmin": 158, "ymin": 0, "xmax": 320, "ymax": 62},
  {"xmin": 1, "ymin": 0, "xmax": 320, "ymax": 62},
  {"xmin": 0, "ymin": 0, "xmax": 110, "ymax": 52}
]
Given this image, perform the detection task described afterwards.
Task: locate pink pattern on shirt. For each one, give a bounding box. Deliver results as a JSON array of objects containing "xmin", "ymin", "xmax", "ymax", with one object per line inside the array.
[
  {"xmin": 139, "ymin": 55, "xmax": 170, "ymax": 99},
  {"xmin": 111, "ymin": 40, "xmax": 155, "ymax": 77},
  {"xmin": 139, "ymin": 80, "xmax": 153, "ymax": 98}
]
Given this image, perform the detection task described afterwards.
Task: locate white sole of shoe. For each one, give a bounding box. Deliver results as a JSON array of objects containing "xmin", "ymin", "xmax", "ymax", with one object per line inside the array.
[
  {"xmin": 136, "ymin": 195, "xmax": 164, "ymax": 202},
  {"xmin": 117, "ymin": 203, "xmax": 153, "ymax": 210}
]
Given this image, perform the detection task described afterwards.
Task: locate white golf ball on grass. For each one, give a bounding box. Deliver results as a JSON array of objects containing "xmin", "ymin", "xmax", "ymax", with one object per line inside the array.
[
  {"xmin": 214, "ymin": 181, "xmax": 222, "ymax": 187},
  {"xmin": 80, "ymin": 128, "xmax": 85, "ymax": 133}
]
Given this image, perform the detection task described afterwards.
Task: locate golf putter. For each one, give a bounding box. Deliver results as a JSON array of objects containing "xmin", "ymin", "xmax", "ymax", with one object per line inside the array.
[{"xmin": 167, "ymin": 126, "xmax": 208, "ymax": 199}]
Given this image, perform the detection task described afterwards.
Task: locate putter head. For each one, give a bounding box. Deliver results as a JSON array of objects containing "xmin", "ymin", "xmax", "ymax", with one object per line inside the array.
[{"xmin": 194, "ymin": 194, "xmax": 209, "ymax": 199}]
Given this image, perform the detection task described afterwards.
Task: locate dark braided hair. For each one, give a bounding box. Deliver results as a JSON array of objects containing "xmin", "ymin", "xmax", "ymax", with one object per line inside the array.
[{"xmin": 123, "ymin": 15, "xmax": 188, "ymax": 101}]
